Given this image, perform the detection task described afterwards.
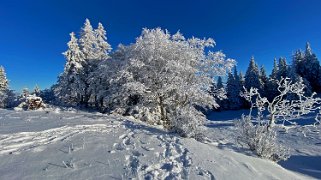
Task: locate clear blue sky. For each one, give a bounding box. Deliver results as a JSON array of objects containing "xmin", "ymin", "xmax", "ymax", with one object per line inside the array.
[{"xmin": 0, "ymin": 0, "xmax": 321, "ymax": 91}]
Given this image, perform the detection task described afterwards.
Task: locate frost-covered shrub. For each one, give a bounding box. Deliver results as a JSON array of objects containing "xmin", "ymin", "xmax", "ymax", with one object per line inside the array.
[
  {"xmin": 235, "ymin": 115, "xmax": 289, "ymax": 162},
  {"xmin": 101, "ymin": 28, "xmax": 235, "ymax": 137},
  {"xmin": 171, "ymin": 106, "xmax": 207, "ymax": 138},
  {"xmin": 235, "ymin": 77, "xmax": 321, "ymax": 161}
]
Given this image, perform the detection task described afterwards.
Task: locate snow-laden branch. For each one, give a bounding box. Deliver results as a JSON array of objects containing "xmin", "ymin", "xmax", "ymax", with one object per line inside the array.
[{"xmin": 241, "ymin": 77, "xmax": 321, "ymax": 127}]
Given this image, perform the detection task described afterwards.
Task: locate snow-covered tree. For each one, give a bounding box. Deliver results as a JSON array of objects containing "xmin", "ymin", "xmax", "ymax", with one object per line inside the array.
[
  {"xmin": 104, "ymin": 28, "xmax": 235, "ymax": 137},
  {"xmin": 216, "ymin": 76, "xmax": 224, "ymax": 89},
  {"xmin": 264, "ymin": 59, "xmax": 279, "ymax": 101},
  {"xmin": 54, "ymin": 32, "xmax": 86, "ymax": 106},
  {"xmin": 241, "ymin": 77, "xmax": 321, "ymax": 128},
  {"xmin": 296, "ymin": 42, "xmax": 321, "ymax": 92},
  {"xmin": 226, "ymin": 68, "xmax": 242, "ymax": 109},
  {"xmin": 79, "ymin": 19, "xmax": 98, "ymax": 60},
  {"xmin": 33, "ymin": 85, "xmax": 41, "ymax": 96},
  {"xmin": 270, "ymin": 58, "xmax": 278, "ymax": 80},
  {"xmin": 277, "ymin": 57, "xmax": 287, "ymax": 80},
  {"xmin": 259, "ymin": 66, "xmax": 268, "ymax": 97},
  {"xmin": 0, "ymin": 66, "xmax": 9, "ymax": 108},
  {"xmin": 244, "ymin": 57, "xmax": 261, "ymax": 90},
  {"xmin": 87, "ymin": 45, "xmax": 128, "ymax": 110},
  {"xmin": 212, "ymin": 76, "xmax": 226, "ymax": 110},
  {"xmin": 236, "ymin": 77, "xmax": 320, "ymax": 161},
  {"xmin": 95, "ymin": 22, "xmax": 112, "ymax": 60},
  {"xmin": 80, "ymin": 20, "xmax": 112, "ymax": 107}
]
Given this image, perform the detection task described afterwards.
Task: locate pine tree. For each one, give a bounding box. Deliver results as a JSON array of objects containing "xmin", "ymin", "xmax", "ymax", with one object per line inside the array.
[
  {"xmin": 79, "ymin": 19, "xmax": 97, "ymax": 60},
  {"xmin": 86, "ymin": 22, "xmax": 113, "ymax": 107},
  {"xmin": 33, "ymin": 85, "xmax": 41, "ymax": 96},
  {"xmin": 216, "ymin": 76, "xmax": 224, "ymax": 89},
  {"xmin": 270, "ymin": 58, "xmax": 278, "ymax": 80},
  {"xmin": 226, "ymin": 68, "xmax": 242, "ymax": 109},
  {"xmin": 259, "ymin": 65, "xmax": 269, "ymax": 97},
  {"xmin": 0, "ymin": 66, "xmax": 9, "ymax": 108},
  {"xmin": 239, "ymin": 71, "xmax": 246, "ymax": 108},
  {"xmin": 277, "ymin": 57, "xmax": 287, "ymax": 80},
  {"xmin": 244, "ymin": 57, "xmax": 261, "ymax": 90},
  {"xmin": 54, "ymin": 32, "xmax": 86, "ymax": 106},
  {"xmin": 95, "ymin": 22, "xmax": 112, "ymax": 60},
  {"xmin": 0, "ymin": 66, "xmax": 8, "ymax": 92},
  {"xmin": 299, "ymin": 42, "xmax": 321, "ymax": 92},
  {"xmin": 293, "ymin": 50, "xmax": 304, "ymax": 74}
]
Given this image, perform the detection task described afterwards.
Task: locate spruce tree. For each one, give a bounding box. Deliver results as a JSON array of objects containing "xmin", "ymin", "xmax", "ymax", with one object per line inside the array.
[
  {"xmin": 270, "ymin": 58, "xmax": 278, "ymax": 80},
  {"xmin": 95, "ymin": 22, "xmax": 112, "ymax": 60},
  {"xmin": 277, "ymin": 57, "xmax": 287, "ymax": 80},
  {"xmin": 0, "ymin": 66, "xmax": 9, "ymax": 108},
  {"xmin": 79, "ymin": 19, "xmax": 97, "ymax": 60},
  {"xmin": 300, "ymin": 42, "xmax": 321, "ymax": 92},
  {"xmin": 216, "ymin": 76, "xmax": 224, "ymax": 89},
  {"xmin": 54, "ymin": 32, "xmax": 86, "ymax": 106},
  {"xmin": 87, "ymin": 22, "xmax": 112, "ymax": 107},
  {"xmin": 244, "ymin": 57, "xmax": 261, "ymax": 90},
  {"xmin": 259, "ymin": 65, "xmax": 269, "ymax": 97},
  {"xmin": 226, "ymin": 68, "xmax": 242, "ymax": 109}
]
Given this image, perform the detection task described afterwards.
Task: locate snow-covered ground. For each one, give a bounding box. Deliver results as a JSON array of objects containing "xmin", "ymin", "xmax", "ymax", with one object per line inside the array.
[{"xmin": 0, "ymin": 108, "xmax": 320, "ymax": 179}]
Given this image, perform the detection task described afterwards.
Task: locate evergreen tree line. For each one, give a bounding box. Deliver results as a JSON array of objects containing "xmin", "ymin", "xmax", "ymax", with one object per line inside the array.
[{"xmin": 214, "ymin": 42, "xmax": 321, "ymax": 110}]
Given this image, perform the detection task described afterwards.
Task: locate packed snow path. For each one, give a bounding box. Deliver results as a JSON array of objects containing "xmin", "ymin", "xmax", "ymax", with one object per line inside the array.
[{"xmin": 0, "ymin": 109, "xmax": 317, "ymax": 179}]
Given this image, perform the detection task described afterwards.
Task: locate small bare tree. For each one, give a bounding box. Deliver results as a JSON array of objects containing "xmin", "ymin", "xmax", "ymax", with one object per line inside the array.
[
  {"xmin": 235, "ymin": 77, "xmax": 321, "ymax": 161},
  {"xmin": 241, "ymin": 77, "xmax": 321, "ymax": 129}
]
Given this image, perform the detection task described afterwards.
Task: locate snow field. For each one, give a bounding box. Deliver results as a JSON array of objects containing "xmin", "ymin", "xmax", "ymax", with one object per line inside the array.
[{"xmin": 0, "ymin": 109, "xmax": 318, "ymax": 179}]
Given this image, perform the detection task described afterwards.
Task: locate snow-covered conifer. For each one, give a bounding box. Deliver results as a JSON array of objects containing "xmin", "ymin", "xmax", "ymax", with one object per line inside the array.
[
  {"xmin": 54, "ymin": 32, "xmax": 86, "ymax": 106},
  {"xmin": 95, "ymin": 22, "xmax": 112, "ymax": 60},
  {"xmin": 277, "ymin": 57, "xmax": 287, "ymax": 80},
  {"xmin": 216, "ymin": 76, "xmax": 224, "ymax": 89},
  {"xmin": 226, "ymin": 68, "xmax": 242, "ymax": 109},
  {"xmin": 270, "ymin": 58, "xmax": 278, "ymax": 80},
  {"xmin": 244, "ymin": 57, "xmax": 261, "ymax": 90},
  {"xmin": 259, "ymin": 66, "xmax": 268, "ymax": 97},
  {"xmin": 0, "ymin": 66, "xmax": 9, "ymax": 108},
  {"xmin": 79, "ymin": 19, "xmax": 98, "ymax": 60},
  {"xmin": 298, "ymin": 42, "xmax": 321, "ymax": 92},
  {"xmin": 33, "ymin": 85, "xmax": 40, "ymax": 96}
]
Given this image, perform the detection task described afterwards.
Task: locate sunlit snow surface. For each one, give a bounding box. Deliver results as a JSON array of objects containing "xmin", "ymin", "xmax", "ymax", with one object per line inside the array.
[{"xmin": 0, "ymin": 108, "xmax": 320, "ymax": 179}]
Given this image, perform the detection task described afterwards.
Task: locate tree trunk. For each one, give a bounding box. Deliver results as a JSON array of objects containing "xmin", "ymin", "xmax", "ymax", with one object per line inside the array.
[
  {"xmin": 268, "ymin": 114, "xmax": 275, "ymax": 131},
  {"xmin": 159, "ymin": 96, "xmax": 169, "ymax": 129}
]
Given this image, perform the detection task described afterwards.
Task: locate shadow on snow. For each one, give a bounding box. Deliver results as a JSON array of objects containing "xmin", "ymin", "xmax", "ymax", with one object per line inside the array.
[{"xmin": 278, "ymin": 155, "xmax": 321, "ymax": 179}]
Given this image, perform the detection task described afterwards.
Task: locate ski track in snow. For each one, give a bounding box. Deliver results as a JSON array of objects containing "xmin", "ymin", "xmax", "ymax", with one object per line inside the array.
[{"xmin": 0, "ymin": 124, "xmax": 119, "ymax": 155}]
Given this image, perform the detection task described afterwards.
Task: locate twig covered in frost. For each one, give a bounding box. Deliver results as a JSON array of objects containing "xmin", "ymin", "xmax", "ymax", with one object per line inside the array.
[
  {"xmin": 235, "ymin": 115, "xmax": 289, "ymax": 162},
  {"xmin": 241, "ymin": 77, "xmax": 321, "ymax": 128},
  {"xmin": 236, "ymin": 77, "xmax": 320, "ymax": 161}
]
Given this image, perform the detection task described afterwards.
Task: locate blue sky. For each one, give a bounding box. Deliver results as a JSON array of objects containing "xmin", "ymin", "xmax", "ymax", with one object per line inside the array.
[{"xmin": 0, "ymin": 0, "xmax": 321, "ymax": 91}]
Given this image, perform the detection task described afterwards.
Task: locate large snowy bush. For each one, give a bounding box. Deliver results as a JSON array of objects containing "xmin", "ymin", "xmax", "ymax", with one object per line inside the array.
[{"xmin": 102, "ymin": 28, "xmax": 235, "ymax": 137}]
